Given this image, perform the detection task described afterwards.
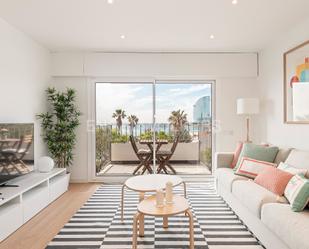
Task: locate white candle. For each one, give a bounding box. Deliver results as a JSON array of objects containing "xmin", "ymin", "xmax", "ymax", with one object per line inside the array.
[
  {"xmin": 156, "ymin": 189, "xmax": 164, "ymax": 207},
  {"xmin": 165, "ymin": 181, "xmax": 173, "ymax": 204}
]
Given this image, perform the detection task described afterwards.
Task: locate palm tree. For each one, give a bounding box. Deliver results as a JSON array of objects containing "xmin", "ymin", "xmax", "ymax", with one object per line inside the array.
[
  {"xmin": 112, "ymin": 109, "xmax": 126, "ymax": 134},
  {"xmin": 168, "ymin": 110, "xmax": 188, "ymax": 134},
  {"xmin": 128, "ymin": 115, "xmax": 139, "ymax": 135}
]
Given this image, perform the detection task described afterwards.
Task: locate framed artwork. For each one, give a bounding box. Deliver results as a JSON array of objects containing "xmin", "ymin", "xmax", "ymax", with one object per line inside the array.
[{"xmin": 284, "ymin": 40, "xmax": 309, "ymax": 124}]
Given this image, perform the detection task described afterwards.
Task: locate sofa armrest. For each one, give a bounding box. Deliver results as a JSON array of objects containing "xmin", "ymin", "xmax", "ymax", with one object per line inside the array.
[{"xmin": 215, "ymin": 152, "xmax": 234, "ymax": 170}]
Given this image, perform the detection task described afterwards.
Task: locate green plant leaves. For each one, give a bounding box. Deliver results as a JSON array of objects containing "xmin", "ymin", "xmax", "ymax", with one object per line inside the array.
[{"xmin": 37, "ymin": 87, "xmax": 81, "ymax": 168}]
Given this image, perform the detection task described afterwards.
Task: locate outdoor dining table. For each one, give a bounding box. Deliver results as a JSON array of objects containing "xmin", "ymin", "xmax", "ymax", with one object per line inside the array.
[
  {"xmin": 139, "ymin": 139, "xmax": 169, "ymax": 172},
  {"xmin": 139, "ymin": 139, "xmax": 168, "ymax": 153}
]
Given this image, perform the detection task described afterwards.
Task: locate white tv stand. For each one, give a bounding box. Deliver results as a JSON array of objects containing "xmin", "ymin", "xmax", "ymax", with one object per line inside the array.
[{"xmin": 0, "ymin": 168, "xmax": 68, "ymax": 242}]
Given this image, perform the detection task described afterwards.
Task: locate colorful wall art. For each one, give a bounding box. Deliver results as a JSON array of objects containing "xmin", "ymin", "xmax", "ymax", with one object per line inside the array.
[{"xmin": 284, "ymin": 40, "xmax": 309, "ymax": 123}]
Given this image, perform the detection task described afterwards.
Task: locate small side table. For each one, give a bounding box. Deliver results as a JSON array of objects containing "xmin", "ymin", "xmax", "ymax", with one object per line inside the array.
[
  {"xmin": 132, "ymin": 194, "xmax": 194, "ymax": 249},
  {"xmin": 121, "ymin": 174, "xmax": 186, "ymax": 221}
]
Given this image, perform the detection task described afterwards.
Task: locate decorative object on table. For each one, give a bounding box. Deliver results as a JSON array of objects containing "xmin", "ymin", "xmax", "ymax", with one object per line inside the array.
[
  {"xmin": 165, "ymin": 181, "xmax": 173, "ymax": 204},
  {"xmin": 37, "ymin": 87, "xmax": 81, "ymax": 171},
  {"xmin": 37, "ymin": 156, "xmax": 55, "ymax": 173},
  {"xmin": 0, "ymin": 128, "xmax": 9, "ymax": 140},
  {"xmin": 237, "ymin": 98, "xmax": 260, "ymax": 142},
  {"xmin": 156, "ymin": 189, "xmax": 164, "ymax": 208},
  {"xmin": 284, "ymin": 40, "xmax": 309, "ymax": 124}
]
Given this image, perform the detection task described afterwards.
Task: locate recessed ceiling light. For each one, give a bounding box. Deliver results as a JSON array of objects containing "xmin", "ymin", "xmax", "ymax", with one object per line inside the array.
[
  {"xmin": 107, "ymin": 0, "xmax": 114, "ymax": 4},
  {"xmin": 232, "ymin": 0, "xmax": 238, "ymax": 5},
  {"xmin": 210, "ymin": 34, "xmax": 215, "ymax": 39},
  {"xmin": 120, "ymin": 35, "xmax": 126, "ymax": 39}
]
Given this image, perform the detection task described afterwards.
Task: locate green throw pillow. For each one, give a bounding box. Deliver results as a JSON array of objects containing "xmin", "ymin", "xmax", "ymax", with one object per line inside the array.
[
  {"xmin": 234, "ymin": 143, "xmax": 279, "ymax": 171},
  {"xmin": 284, "ymin": 174, "xmax": 309, "ymax": 212}
]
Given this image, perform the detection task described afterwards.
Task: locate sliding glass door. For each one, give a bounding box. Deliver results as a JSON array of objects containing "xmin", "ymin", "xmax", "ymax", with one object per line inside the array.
[{"xmin": 95, "ymin": 81, "xmax": 213, "ymax": 177}]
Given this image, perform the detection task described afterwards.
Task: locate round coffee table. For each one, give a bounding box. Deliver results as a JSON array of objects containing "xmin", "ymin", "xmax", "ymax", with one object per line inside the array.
[
  {"xmin": 121, "ymin": 174, "xmax": 186, "ymax": 221},
  {"xmin": 132, "ymin": 194, "xmax": 194, "ymax": 249}
]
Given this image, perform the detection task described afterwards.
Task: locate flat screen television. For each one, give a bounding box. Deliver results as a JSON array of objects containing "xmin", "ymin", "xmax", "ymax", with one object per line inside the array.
[{"xmin": 0, "ymin": 123, "xmax": 34, "ymax": 186}]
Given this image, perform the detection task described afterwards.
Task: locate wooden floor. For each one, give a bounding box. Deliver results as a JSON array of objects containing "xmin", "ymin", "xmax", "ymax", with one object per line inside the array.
[{"xmin": 0, "ymin": 183, "xmax": 101, "ymax": 249}]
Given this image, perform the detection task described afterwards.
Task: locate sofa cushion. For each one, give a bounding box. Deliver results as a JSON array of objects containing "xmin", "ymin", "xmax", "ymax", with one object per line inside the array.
[
  {"xmin": 262, "ymin": 203, "xmax": 309, "ymax": 249},
  {"xmin": 274, "ymin": 147, "xmax": 293, "ymax": 165},
  {"xmin": 230, "ymin": 141, "xmax": 244, "ymax": 168},
  {"xmin": 216, "ymin": 168, "xmax": 247, "ymax": 192},
  {"xmin": 234, "ymin": 143, "xmax": 279, "ymax": 170},
  {"xmin": 232, "ymin": 180, "xmax": 287, "ymax": 218},
  {"xmin": 285, "ymin": 149, "xmax": 309, "ymax": 177},
  {"xmin": 278, "ymin": 162, "xmax": 308, "ymax": 176},
  {"xmin": 285, "ymin": 174, "xmax": 309, "ymax": 212},
  {"xmin": 254, "ymin": 166, "xmax": 293, "ymax": 196},
  {"xmin": 235, "ymin": 157, "xmax": 277, "ymax": 179}
]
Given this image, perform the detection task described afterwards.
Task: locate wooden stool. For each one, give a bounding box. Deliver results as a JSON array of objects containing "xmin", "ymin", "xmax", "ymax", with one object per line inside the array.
[{"xmin": 132, "ymin": 194, "xmax": 194, "ymax": 249}]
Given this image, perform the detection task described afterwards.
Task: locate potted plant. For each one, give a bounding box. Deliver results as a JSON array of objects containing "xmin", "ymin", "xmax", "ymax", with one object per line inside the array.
[{"xmin": 37, "ymin": 87, "xmax": 81, "ymax": 184}]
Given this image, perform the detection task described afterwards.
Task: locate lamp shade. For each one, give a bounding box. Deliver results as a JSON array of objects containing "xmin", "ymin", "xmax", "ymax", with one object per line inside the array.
[{"xmin": 237, "ymin": 98, "xmax": 260, "ymax": 115}]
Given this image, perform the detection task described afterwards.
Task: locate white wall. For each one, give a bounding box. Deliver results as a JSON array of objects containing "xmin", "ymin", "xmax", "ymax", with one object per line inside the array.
[
  {"xmin": 52, "ymin": 77, "xmax": 88, "ymax": 182},
  {"xmin": 51, "ymin": 52, "xmax": 259, "ymax": 181},
  {"xmin": 258, "ymin": 17, "xmax": 309, "ymax": 150},
  {"xmin": 0, "ymin": 17, "xmax": 51, "ymax": 161}
]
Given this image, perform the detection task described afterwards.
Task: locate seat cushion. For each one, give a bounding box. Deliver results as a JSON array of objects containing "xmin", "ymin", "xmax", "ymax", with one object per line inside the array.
[
  {"xmin": 216, "ymin": 168, "xmax": 248, "ymax": 192},
  {"xmin": 262, "ymin": 203, "xmax": 309, "ymax": 249},
  {"xmin": 232, "ymin": 180, "xmax": 287, "ymax": 218}
]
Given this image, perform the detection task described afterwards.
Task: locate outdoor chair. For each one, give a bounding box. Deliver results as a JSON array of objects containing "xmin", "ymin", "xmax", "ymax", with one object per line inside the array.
[
  {"xmin": 156, "ymin": 135, "xmax": 179, "ymax": 174},
  {"xmin": 0, "ymin": 134, "xmax": 33, "ymax": 173},
  {"xmin": 129, "ymin": 135, "xmax": 153, "ymax": 175}
]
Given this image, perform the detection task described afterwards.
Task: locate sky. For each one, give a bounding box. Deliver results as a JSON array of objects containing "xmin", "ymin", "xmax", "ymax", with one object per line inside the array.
[{"xmin": 96, "ymin": 83, "xmax": 211, "ymax": 124}]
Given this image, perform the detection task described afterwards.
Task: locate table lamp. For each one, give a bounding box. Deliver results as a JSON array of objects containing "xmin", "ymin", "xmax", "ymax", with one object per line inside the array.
[{"xmin": 237, "ymin": 98, "xmax": 260, "ymax": 142}]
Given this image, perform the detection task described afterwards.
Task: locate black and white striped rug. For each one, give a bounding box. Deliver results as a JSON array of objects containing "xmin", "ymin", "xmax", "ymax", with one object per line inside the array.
[{"xmin": 46, "ymin": 180, "xmax": 264, "ymax": 249}]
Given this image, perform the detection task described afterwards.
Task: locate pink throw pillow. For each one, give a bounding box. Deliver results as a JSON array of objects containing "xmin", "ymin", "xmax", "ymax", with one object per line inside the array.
[
  {"xmin": 231, "ymin": 142, "xmax": 243, "ymax": 168},
  {"xmin": 254, "ymin": 166, "xmax": 293, "ymax": 196},
  {"xmin": 235, "ymin": 157, "xmax": 277, "ymax": 179}
]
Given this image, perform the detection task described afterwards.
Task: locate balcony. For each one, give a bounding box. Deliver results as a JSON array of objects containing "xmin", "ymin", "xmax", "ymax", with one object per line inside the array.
[{"xmin": 96, "ymin": 122, "xmax": 212, "ymax": 176}]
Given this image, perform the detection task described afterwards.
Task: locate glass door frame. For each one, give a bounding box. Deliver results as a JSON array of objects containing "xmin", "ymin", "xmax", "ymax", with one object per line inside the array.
[{"xmin": 88, "ymin": 78, "xmax": 216, "ymax": 183}]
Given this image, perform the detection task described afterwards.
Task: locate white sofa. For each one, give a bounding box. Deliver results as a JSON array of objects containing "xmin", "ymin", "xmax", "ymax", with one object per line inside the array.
[{"xmin": 215, "ymin": 148, "xmax": 309, "ymax": 249}]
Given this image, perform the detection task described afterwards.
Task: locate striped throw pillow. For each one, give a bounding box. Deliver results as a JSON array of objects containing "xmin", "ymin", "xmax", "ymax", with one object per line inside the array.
[
  {"xmin": 284, "ymin": 174, "xmax": 309, "ymax": 212},
  {"xmin": 235, "ymin": 157, "xmax": 277, "ymax": 179}
]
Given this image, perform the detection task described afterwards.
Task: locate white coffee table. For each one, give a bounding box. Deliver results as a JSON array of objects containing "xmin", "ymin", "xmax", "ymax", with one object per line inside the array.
[
  {"xmin": 132, "ymin": 194, "xmax": 194, "ymax": 249},
  {"xmin": 121, "ymin": 174, "xmax": 186, "ymax": 221}
]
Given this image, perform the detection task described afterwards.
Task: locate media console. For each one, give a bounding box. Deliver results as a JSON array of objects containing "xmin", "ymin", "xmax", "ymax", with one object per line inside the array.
[{"xmin": 0, "ymin": 168, "xmax": 69, "ymax": 242}]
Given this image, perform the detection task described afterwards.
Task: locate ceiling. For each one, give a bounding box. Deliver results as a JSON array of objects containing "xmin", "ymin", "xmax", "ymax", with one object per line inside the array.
[{"xmin": 0, "ymin": 0, "xmax": 308, "ymax": 52}]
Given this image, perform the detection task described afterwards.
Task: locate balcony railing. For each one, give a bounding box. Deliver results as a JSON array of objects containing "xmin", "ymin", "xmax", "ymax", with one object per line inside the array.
[{"xmin": 95, "ymin": 122, "xmax": 212, "ymax": 174}]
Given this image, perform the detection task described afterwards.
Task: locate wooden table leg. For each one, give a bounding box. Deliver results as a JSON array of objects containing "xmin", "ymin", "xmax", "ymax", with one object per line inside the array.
[
  {"xmin": 139, "ymin": 214, "xmax": 145, "ymax": 237},
  {"xmin": 138, "ymin": 192, "xmax": 145, "ymax": 237},
  {"xmin": 121, "ymin": 185, "xmax": 125, "ymax": 222},
  {"xmin": 163, "ymin": 216, "xmax": 168, "ymax": 228},
  {"xmin": 183, "ymin": 181, "xmax": 187, "ymax": 198},
  {"xmin": 132, "ymin": 212, "xmax": 140, "ymax": 249},
  {"xmin": 186, "ymin": 210, "xmax": 194, "ymax": 249}
]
